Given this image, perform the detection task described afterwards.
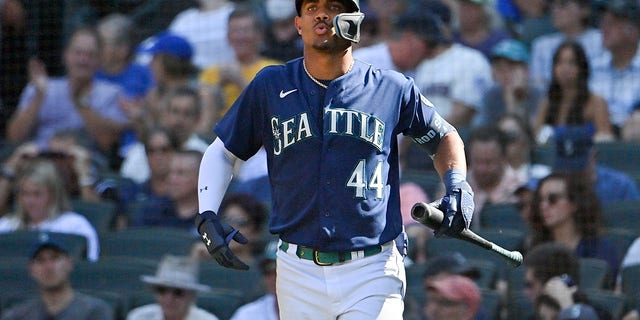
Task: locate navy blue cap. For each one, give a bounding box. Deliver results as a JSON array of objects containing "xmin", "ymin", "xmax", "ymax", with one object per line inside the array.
[
  {"xmin": 140, "ymin": 32, "xmax": 193, "ymax": 60},
  {"xmin": 554, "ymin": 125, "xmax": 595, "ymax": 172},
  {"xmin": 29, "ymin": 232, "xmax": 70, "ymax": 259},
  {"xmin": 423, "ymin": 252, "xmax": 481, "ymax": 279}
]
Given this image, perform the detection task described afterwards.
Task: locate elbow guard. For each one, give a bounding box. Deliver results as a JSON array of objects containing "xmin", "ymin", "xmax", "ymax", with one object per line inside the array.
[{"xmin": 411, "ymin": 112, "xmax": 456, "ymax": 158}]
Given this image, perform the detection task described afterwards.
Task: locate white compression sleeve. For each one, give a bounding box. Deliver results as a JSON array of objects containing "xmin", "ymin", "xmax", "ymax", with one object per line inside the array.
[{"xmin": 198, "ymin": 138, "xmax": 238, "ymax": 213}]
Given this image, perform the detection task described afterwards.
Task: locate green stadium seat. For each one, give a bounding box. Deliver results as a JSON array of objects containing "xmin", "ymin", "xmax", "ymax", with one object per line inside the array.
[
  {"xmin": 0, "ymin": 231, "xmax": 87, "ymax": 260},
  {"xmin": 100, "ymin": 227, "xmax": 197, "ymax": 260}
]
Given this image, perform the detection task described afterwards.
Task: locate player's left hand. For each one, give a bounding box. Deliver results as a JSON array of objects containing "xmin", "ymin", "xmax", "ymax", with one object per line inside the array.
[
  {"xmin": 195, "ymin": 211, "xmax": 250, "ymax": 270},
  {"xmin": 433, "ymin": 169, "xmax": 474, "ymax": 238}
]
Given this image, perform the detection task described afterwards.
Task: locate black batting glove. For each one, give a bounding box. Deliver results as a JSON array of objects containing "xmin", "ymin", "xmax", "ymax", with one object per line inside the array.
[
  {"xmin": 195, "ymin": 210, "xmax": 250, "ymax": 270},
  {"xmin": 434, "ymin": 169, "xmax": 474, "ymax": 238}
]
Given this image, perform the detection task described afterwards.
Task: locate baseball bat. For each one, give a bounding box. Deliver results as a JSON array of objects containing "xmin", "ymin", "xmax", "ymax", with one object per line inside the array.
[{"xmin": 411, "ymin": 202, "xmax": 523, "ymax": 267}]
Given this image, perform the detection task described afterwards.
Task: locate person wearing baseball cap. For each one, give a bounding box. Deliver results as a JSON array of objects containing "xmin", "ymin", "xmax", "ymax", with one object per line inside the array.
[
  {"xmin": 423, "ymin": 274, "xmax": 481, "ymax": 320},
  {"xmin": 553, "ymin": 124, "xmax": 640, "ymax": 207},
  {"xmin": 591, "ymin": 0, "xmax": 640, "ymax": 133},
  {"xmin": 474, "ymin": 38, "xmax": 543, "ymax": 127},
  {"xmin": 127, "ymin": 254, "xmax": 219, "ymax": 320},
  {"xmin": 1, "ymin": 232, "xmax": 113, "ymax": 320}
]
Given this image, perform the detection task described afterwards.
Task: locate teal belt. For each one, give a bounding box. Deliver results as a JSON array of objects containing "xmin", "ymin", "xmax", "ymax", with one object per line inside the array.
[{"xmin": 279, "ymin": 241, "xmax": 385, "ymax": 266}]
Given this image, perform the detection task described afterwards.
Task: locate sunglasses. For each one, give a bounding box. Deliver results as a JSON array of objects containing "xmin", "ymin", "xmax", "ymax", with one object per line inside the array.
[
  {"xmin": 146, "ymin": 146, "xmax": 172, "ymax": 154},
  {"xmin": 540, "ymin": 192, "xmax": 567, "ymax": 205},
  {"xmin": 154, "ymin": 286, "xmax": 187, "ymax": 297}
]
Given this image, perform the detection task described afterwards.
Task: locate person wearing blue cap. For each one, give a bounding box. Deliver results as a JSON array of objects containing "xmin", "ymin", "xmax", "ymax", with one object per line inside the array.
[
  {"xmin": 474, "ymin": 38, "xmax": 544, "ymax": 127},
  {"xmin": 0, "ymin": 232, "xmax": 113, "ymax": 320}
]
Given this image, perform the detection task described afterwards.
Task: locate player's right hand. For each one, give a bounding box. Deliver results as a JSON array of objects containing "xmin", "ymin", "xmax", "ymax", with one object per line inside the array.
[
  {"xmin": 434, "ymin": 169, "xmax": 474, "ymax": 238},
  {"xmin": 195, "ymin": 211, "xmax": 250, "ymax": 270}
]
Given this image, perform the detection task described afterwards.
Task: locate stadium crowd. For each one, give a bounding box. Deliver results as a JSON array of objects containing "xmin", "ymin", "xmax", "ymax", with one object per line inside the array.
[{"xmin": 1, "ymin": 0, "xmax": 640, "ymax": 319}]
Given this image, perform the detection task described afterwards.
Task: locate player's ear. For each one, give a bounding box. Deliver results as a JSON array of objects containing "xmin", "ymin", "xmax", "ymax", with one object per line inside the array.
[{"xmin": 295, "ymin": 16, "xmax": 302, "ymax": 35}]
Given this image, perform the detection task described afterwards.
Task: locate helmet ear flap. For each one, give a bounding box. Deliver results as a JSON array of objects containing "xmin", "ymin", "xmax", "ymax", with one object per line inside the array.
[{"xmin": 333, "ymin": 12, "xmax": 365, "ymax": 43}]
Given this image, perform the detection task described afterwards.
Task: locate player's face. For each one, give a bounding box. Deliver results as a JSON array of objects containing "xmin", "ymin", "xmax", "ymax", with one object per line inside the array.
[
  {"xmin": 295, "ymin": 0, "xmax": 351, "ymax": 52},
  {"xmin": 29, "ymin": 248, "xmax": 73, "ymax": 290}
]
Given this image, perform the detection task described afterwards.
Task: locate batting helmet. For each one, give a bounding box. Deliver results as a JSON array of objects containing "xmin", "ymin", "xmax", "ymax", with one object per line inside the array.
[{"xmin": 295, "ymin": 0, "xmax": 365, "ymax": 43}]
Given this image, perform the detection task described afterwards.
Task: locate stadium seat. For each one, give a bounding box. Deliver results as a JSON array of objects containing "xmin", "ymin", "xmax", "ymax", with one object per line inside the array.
[
  {"xmin": 480, "ymin": 288, "xmax": 501, "ymax": 320},
  {"xmin": 506, "ymin": 292, "xmax": 534, "ymax": 320},
  {"xmin": 602, "ymin": 200, "xmax": 640, "ymax": 233},
  {"xmin": 0, "ymin": 258, "xmax": 37, "ymax": 296},
  {"xmin": 604, "ymin": 228, "xmax": 638, "ymax": 265},
  {"xmin": 622, "ymin": 264, "xmax": 640, "ymax": 300},
  {"xmin": 70, "ymin": 257, "xmax": 157, "ymax": 292},
  {"xmin": 0, "ymin": 231, "xmax": 87, "ymax": 260},
  {"xmin": 199, "ymin": 261, "xmax": 264, "ymax": 301},
  {"xmin": 71, "ymin": 199, "xmax": 118, "ymax": 235},
  {"xmin": 595, "ymin": 141, "xmax": 640, "ymax": 174},
  {"xmin": 425, "ymin": 228, "xmax": 525, "ymax": 280},
  {"xmin": 579, "ymin": 258, "xmax": 611, "ymax": 290},
  {"xmin": 479, "ymin": 203, "xmax": 527, "ymax": 231},
  {"xmin": 583, "ymin": 288, "xmax": 627, "ymax": 320},
  {"xmin": 400, "ymin": 169, "xmax": 442, "ymax": 201},
  {"xmin": 99, "ymin": 227, "xmax": 197, "ymax": 260}
]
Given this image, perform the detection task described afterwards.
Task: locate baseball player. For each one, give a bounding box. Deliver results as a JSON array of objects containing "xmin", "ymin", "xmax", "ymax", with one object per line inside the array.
[{"xmin": 195, "ymin": 0, "xmax": 474, "ymax": 319}]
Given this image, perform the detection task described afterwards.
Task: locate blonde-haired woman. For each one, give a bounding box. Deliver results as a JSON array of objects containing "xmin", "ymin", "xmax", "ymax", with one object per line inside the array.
[{"xmin": 0, "ymin": 159, "xmax": 100, "ymax": 261}]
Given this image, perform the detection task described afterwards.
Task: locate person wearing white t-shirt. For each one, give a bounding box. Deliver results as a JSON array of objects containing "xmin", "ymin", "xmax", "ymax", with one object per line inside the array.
[
  {"xmin": 169, "ymin": 0, "xmax": 236, "ymax": 69},
  {"xmin": 414, "ymin": 14, "xmax": 493, "ymax": 127}
]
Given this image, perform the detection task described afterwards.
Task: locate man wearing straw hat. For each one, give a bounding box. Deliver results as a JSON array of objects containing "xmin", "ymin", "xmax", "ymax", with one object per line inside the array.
[{"xmin": 127, "ymin": 255, "xmax": 219, "ymax": 320}]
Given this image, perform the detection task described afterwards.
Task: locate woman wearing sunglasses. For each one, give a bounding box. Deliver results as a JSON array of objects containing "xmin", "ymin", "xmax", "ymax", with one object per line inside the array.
[{"xmin": 527, "ymin": 172, "xmax": 620, "ymax": 283}]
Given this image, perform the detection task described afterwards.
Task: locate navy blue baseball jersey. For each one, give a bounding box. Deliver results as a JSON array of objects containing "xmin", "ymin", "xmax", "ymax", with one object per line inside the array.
[{"xmin": 215, "ymin": 58, "xmax": 452, "ymax": 251}]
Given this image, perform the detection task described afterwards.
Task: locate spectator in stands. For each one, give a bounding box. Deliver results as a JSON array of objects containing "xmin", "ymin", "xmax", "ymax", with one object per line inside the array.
[
  {"xmin": 528, "ymin": 172, "xmax": 619, "ymax": 278},
  {"xmin": 127, "ymin": 254, "xmax": 219, "ymax": 320},
  {"xmin": 191, "ymin": 193, "xmax": 268, "ymax": 267},
  {"xmin": 0, "ymin": 130, "xmax": 106, "ymax": 215},
  {"xmin": 423, "ymin": 274, "xmax": 482, "ymax": 320},
  {"xmin": 130, "ymin": 150, "xmax": 202, "ymax": 235},
  {"xmin": 138, "ymin": 32, "xmax": 200, "ymax": 130},
  {"xmin": 230, "ymin": 239, "xmax": 279, "ymax": 320},
  {"xmin": 414, "ymin": 10, "xmax": 493, "ymax": 127},
  {"xmin": 0, "ymin": 159, "xmax": 100, "ymax": 261},
  {"xmin": 6, "ymin": 26, "xmax": 127, "ymax": 156},
  {"xmin": 475, "ymin": 39, "xmax": 543, "ymax": 127},
  {"xmin": 590, "ymin": 0, "xmax": 640, "ymax": 135},
  {"xmin": 365, "ymin": 0, "xmax": 409, "ymax": 42},
  {"xmin": 510, "ymin": 0, "xmax": 555, "ymax": 47},
  {"xmin": 498, "ymin": 114, "xmax": 551, "ymax": 184},
  {"xmin": 0, "ymin": 232, "xmax": 112, "ymax": 319},
  {"xmin": 199, "ymin": 5, "xmax": 282, "ymax": 121},
  {"xmin": 168, "ymin": 0, "xmax": 235, "ymax": 70},
  {"xmin": 454, "ymin": 0, "xmax": 511, "ymax": 59},
  {"xmin": 354, "ymin": 10, "xmax": 443, "ymax": 79},
  {"xmin": 121, "ymin": 86, "xmax": 208, "ymax": 184},
  {"xmin": 96, "ymin": 13, "xmax": 153, "ymax": 160},
  {"xmin": 529, "ymin": 0, "xmax": 603, "ymax": 89},
  {"xmin": 553, "ymin": 124, "xmax": 640, "ymax": 207},
  {"xmin": 261, "ymin": 0, "xmax": 303, "ymax": 62},
  {"xmin": 466, "ymin": 126, "xmax": 523, "ymax": 225},
  {"xmin": 524, "ymin": 242, "xmax": 608, "ymax": 320},
  {"xmin": 533, "ymin": 41, "xmax": 614, "ymax": 144},
  {"xmin": 131, "ymin": 126, "xmax": 177, "ymax": 199}
]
